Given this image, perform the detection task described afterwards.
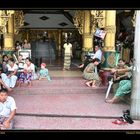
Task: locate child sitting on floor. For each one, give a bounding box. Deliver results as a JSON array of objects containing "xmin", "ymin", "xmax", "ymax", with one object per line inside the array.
[{"xmin": 38, "ymin": 63, "xmax": 51, "ymax": 81}]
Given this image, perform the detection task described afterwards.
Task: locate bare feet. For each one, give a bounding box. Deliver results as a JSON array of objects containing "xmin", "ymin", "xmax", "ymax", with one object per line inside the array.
[
  {"xmin": 27, "ymin": 81, "xmax": 32, "ymax": 87},
  {"xmin": 63, "ymin": 68, "xmax": 66, "ymax": 71},
  {"xmin": 91, "ymin": 85, "xmax": 96, "ymax": 88},
  {"xmin": 105, "ymin": 99, "xmax": 113, "ymax": 103},
  {"xmin": 78, "ymin": 64, "xmax": 84, "ymax": 68},
  {"xmin": 91, "ymin": 83, "xmax": 96, "ymax": 88},
  {"xmin": 19, "ymin": 81, "xmax": 23, "ymax": 87},
  {"xmin": 85, "ymin": 82, "xmax": 91, "ymax": 87}
]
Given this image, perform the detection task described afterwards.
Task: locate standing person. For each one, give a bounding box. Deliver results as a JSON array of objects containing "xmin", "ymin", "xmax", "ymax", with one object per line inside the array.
[
  {"xmin": 63, "ymin": 39, "xmax": 72, "ymax": 71},
  {"xmin": 15, "ymin": 41, "xmax": 22, "ymax": 56},
  {"xmin": 0, "ymin": 89, "xmax": 17, "ymax": 130},
  {"xmin": 38, "ymin": 63, "xmax": 51, "ymax": 81},
  {"xmin": 22, "ymin": 39, "xmax": 31, "ymax": 50}
]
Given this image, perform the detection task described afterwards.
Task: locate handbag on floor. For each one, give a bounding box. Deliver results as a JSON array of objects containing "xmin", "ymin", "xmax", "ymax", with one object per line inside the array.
[{"xmin": 122, "ymin": 110, "xmax": 134, "ymax": 124}]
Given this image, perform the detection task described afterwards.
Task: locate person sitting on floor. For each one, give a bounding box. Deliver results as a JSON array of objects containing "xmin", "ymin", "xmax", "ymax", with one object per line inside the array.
[
  {"xmin": 0, "ymin": 58, "xmax": 18, "ymax": 90},
  {"xmin": 2, "ymin": 55, "xmax": 9, "ymax": 74},
  {"xmin": 38, "ymin": 63, "xmax": 51, "ymax": 81},
  {"xmin": 16, "ymin": 54, "xmax": 25, "ymax": 78},
  {"xmin": 18, "ymin": 57, "xmax": 35, "ymax": 87},
  {"xmin": 112, "ymin": 59, "xmax": 129, "ymax": 83},
  {"xmin": 105, "ymin": 59, "xmax": 133, "ymax": 104},
  {"xmin": 108, "ymin": 59, "xmax": 129, "ymax": 94},
  {"xmin": 0, "ymin": 89, "xmax": 17, "ymax": 130},
  {"xmin": 78, "ymin": 45, "xmax": 102, "ymax": 72},
  {"xmin": 83, "ymin": 58, "xmax": 101, "ymax": 88}
]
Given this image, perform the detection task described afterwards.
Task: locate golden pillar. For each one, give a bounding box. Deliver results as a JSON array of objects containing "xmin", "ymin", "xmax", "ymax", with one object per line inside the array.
[
  {"xmin": 82, "ymin": 10, "xmax": 93, "ymax": 60},
  {"xmin": 102, "ymin": 10, "xmax": 117, "ymax": 69},
  {"xmin": 3, "ymin": 14, "xmax": 15, "ymax": 57},
  {"xmin": 100, "ymin": 10, "xmax": 116, "ymax": 86}
]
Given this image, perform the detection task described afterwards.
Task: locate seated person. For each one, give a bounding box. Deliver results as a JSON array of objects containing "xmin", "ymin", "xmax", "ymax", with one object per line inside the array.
[
  {"xmin": 18, "ymin": 57, "xmax": 35, "ymax": 87},
  {"xmin": 0, "ymin": 89, "xmax": 17, "ymax": 129},
  {"xmin": 105, "ymin": 79, "xmax": 131, "ymax": 103},
  {"xmin": 83, "ymin": 58, "xmax": 101, "ymax": 88},
  {"xmin": 105, "ymin": 59, "xmax": 133, "ymax": 103},
  {"xmin": 79, "ymin": 45, "xmax": 102, "ymax": 72},
  {"xmin": 38, "ymin": 63, "xmax": 51, "ymax": 81},
  {"xmin": 2, "ymin": 55, "xmax": 9, "ymax": 74},
  {"xmin": 112, "ymin": 59, "xmax": 129, "ymax": 83},
  {"xmin": 108, "ymin": 59, "xmax": 129, "ymax": 94},
  {"xmin": 1, "ymin": 58, "xmax": 18, "ymax": 90},
  {"xmin": 16, "ymin": 54, "xmax": 25, "ymax": 78}
]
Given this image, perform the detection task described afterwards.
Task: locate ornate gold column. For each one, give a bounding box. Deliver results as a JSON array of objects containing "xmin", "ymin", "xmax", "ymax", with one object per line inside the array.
[
  {"xmin": 101, "ymin": 10, "xmax": 116, "ymax": 69},
  {"xmin": 100, "ymin": 10, "xmax": 116, "ymax": 86},
  {"xmin": 3, "ymin": 14, "xmax": 15, "ymax": 57},
  {"xmin": 82, "ymin": 10, "xmax": 93, "ymax": 60}
]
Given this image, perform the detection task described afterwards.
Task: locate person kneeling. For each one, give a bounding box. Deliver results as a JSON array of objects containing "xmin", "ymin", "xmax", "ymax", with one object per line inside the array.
[{"xmin": 83, "ymin": 58, "xmax": 101, "ymax": 88}]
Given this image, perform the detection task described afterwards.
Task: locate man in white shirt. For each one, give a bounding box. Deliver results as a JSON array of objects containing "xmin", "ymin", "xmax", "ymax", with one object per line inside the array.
[
  {"xmin": 0, "ymin": 89, "xmax": 17, "ymax": 129},
  {"xmin": 63, "ymin": 40, "xmax": 72, "ymax": 70},
  {"xmin": 78, "ymin": 45, "xmax": 102, "ymax": 72},
  {"xmin": 91, "ymin": 45, "xmax": 102, "ymax": 62}
]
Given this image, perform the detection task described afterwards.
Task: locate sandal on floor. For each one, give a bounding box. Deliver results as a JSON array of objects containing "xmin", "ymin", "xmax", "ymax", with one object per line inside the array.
[{"xmin": 112, "ymin": 119, "xmax": 127, "ymax": 125}]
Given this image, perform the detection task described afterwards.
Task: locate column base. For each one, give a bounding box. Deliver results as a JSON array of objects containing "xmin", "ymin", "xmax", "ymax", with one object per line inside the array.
[
  {"xmin": 101, "ymin": 51, "xmax": 118, "ymax": 68},
  {"xmin": 3, "ymin": 50, "xmax": 15, "ymax": 58}
]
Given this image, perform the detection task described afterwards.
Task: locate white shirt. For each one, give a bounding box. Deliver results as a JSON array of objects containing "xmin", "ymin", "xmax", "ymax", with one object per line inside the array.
[
  {"xmin": 63, "ymin": 43, "xmax": 72, "ymax": 54},
  {"xmin": 24, "ymin": 63, "xmax": 35, "ymax": 73},
  {"xmin": 7, "ymin": 63, "xmax": 18, "ymax": 72},
  {"xmin": 91, "ymin": 49, "xmax": 102, "ymax": 61},
  {"xmin": 0, "ymin": 96, "xmax": 17, "ymax": 117}
]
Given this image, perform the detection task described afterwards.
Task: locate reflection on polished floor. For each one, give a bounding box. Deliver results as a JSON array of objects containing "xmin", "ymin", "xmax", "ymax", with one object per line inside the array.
[{"xmin": 9, "ymin": 59, "xmax": 131, "ymax": 130}]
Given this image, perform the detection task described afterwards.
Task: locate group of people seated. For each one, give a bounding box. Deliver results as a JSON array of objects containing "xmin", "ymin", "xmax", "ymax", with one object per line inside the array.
[
  {"xmin": 0, "ymin": 54, "xmax": 52, "ymax": 130},
  {"xmin": 0, "ymin": 55, "xmax": 35, "ymax": 91},
  {"xmin": 0, "ymin": 54, "xmax": 52, "ymax": 91},
  {"xmin": 79, "ymin": 44, "xmax": 133, "ymax": 104}
]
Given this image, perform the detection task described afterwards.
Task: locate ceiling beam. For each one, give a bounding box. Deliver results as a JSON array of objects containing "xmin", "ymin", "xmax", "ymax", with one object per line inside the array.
[{"xmin": 62, "ymin": 10, "xmax": 74, "ymax": 24}]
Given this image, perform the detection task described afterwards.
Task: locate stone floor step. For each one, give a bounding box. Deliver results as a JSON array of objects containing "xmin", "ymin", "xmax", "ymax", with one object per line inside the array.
[{"xmin": 14, "ymin": 115, "xmax": 139, "ymax": 130}]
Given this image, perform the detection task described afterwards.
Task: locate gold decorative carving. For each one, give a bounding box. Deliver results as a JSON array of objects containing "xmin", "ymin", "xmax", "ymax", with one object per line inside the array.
[
  {"xmin": 103, "ymin": 46, "xmax": 115, "ymax": 52},
  {"xmin": 104, "ymin": 25, "xmax": 116, "ymax": 33},
  {"xmin": 101, "ymin": 55, "xmax": 105, "ymax": 64},
  {"xmin": 107, "ymin": 53, "xmax": 116, "ymax": 67},
  {"xmin": 131, "ymin": 11, "xmax": 136, "ymax": 27},
  {"xmin": 14, "ymin": 11, "xmax": 24, "ymax": 34},
  {"xmin": 90, "ymin": 10, "xmax": 105, "ymax": 32},
  {"xmin": 73, "ymin": 10, "xmax": 84, "ymax": 34},
  {"xmin": 0, "ymin": 10, "xmax": 14, "ymax": 34},
  {"xmin": 3, "ymin": 47, "xmax": 15, "ymax": 51}
]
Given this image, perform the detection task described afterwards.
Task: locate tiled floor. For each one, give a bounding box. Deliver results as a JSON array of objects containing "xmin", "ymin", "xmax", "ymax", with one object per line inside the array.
[{"xmin": 8, "ymin": 67, "xmax": 136, "ymax": 130}]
